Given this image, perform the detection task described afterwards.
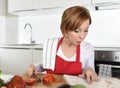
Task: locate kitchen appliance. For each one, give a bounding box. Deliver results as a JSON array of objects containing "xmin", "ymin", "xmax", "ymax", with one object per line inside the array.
[{"xmin": 95, "ymin": 48, "xmax": 120, "ymax": 79}]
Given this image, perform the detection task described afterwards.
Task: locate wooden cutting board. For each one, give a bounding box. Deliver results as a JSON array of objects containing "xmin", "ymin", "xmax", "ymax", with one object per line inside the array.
[{"xmin": 22, "ymin": 73, "xmax": 67, "ymax": 88}]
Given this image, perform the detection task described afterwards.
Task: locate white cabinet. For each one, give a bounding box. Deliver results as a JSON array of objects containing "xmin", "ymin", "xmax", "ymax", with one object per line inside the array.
[
  {"xmin": 8, "ymin": 0, "xmax": 40, "ymax": 12},
  {"xmin": 7, "ymin": 0, "xmax": 92, "ymax": 15},
  {"xmin": 0, "ymin": 0, "xmax": 7, "ymax": 15},
  {"xmin": 92, "ymin": 0, "xmax": 120, "ymax": 4},
  {"xmin": 40, "ymin": 0, "xmax": 91, "ymax": 9},
  {"xmin": 32, "ymin": 49, "xmax": 43, "ymax": 63},
  {"xmin": 0, "ymin": 48, "xmax": 32, "ymax": 75},
  {"xmin": 0, "ymin": 47, "xmax": 43, "ymax": 75}
]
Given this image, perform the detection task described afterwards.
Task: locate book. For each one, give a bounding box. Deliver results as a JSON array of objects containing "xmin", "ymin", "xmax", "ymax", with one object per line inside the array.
[{"xmin": 63, "ymin": 74, "xmax": 120, "ymax": 88}]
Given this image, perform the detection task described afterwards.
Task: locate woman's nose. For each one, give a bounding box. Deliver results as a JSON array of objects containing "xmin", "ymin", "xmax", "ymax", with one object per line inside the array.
[{"xmin": 79, "ymin": 33, "xmax": 84, "ymax": 39}]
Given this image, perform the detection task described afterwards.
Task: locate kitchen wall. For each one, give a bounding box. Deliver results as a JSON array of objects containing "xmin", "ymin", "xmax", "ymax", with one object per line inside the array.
[
  {"xmin": 5, "ymin": 16, "xmax": 18, "ymax": 44},
  {"xmin": 18, "ymin": 14, "xmax": 62, "ymax": 44},
  {"xmin": 0, "ymin": 16, "xmax": 19, "ymax": 45},
  {"xmin": 86, "ymin": 9, "xmax": 120, "ymax": 47},
  {"xmin": 0, "ymin": 16, "xmax": 6, "ymax": 44},
  {"xmin": 18, "ymin": 9, "xmax": 120, "ymax": 47}
]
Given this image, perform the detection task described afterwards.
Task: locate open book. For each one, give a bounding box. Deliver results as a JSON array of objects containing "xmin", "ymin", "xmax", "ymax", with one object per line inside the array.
[{"xmin": 63, "ymin": 75, "xmax": 120, "ymax": 88}]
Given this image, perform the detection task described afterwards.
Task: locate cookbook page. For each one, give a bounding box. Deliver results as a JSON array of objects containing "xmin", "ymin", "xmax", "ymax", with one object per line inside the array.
[{"xmin": 64, "ymin": 75, "xmax": 120, "ymax": 88}]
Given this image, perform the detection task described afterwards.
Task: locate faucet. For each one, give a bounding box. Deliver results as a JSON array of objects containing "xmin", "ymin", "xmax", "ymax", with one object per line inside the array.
[{"xmin": 24, "ymin": 23, "xmax": 35, "ymax": 44}]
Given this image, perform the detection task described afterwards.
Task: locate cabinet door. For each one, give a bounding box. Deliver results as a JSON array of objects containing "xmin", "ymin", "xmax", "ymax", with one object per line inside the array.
[
  {"xmin": 8, "ymin": 0, "xmax": 40, "ymax": 12},
  {"xmin": 92, "ymin": 0, "xmax": 120, "ymax": 4},
  {"xmin": 32, "ymin": 49, "xmax": 43, "ymax": 63},
  {"xmin": 40, "ymin": 0, "xmax": 91, "ymax": 9},
  {"xmin": 0, "ymin": 48, "xmax": 32, "ymax": 75},
  {"xmin": 0, "ymin": 0, "xmax": 6, "ymax": 15}
]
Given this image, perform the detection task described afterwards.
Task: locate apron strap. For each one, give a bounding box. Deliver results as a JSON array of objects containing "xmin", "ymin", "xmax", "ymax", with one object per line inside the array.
[
  {"xmin": 56, "ymin": 37, "xmax": 63, "ymax": 51},
  {"xmin": 76, "ymin": 45, "xmax": 80, "ymax": 62}
]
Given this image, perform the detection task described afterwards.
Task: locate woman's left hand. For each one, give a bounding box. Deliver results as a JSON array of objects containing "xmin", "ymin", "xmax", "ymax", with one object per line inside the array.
[{"xmin": 79, "ymin": 67, "xmax": 99, "ymax": 84}]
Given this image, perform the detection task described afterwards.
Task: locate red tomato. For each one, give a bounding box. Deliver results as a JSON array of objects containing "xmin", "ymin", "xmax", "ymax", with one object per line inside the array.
[
  {"xmin": 6, "ymin": 75, "xmax": 26, "ymax": 88},
  {"xmin": 26, "ymin": 78, "xmax": 36, "ymax": 86},
  {"xmin": 14, "ymin": 84, "xmax": 19, "ymax": 88},
  {"xmin": 42, "ymin": 74, "xmax": 55, "ymax": 84}
]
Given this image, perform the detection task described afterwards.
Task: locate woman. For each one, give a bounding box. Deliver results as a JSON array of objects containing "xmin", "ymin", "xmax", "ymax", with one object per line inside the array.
[{"xmin": 26, "ymin": 6, "xmax": 98, "ymax": 84}]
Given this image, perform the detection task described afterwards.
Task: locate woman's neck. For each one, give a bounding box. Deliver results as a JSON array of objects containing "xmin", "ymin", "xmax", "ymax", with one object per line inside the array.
[{"xmin": 60, "ymin": 37, "xmax": 77, "ymax": 58}]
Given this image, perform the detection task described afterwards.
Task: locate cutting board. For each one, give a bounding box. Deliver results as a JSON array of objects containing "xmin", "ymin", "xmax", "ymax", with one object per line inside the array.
[{"xmin": 22, "ymin": 73, "xmax": 67, "ymax": 88}]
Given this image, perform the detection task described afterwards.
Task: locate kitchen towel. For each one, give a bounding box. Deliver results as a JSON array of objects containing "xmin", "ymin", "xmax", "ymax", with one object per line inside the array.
[
  {"xmin": 43, "ymin": 37, "xmax": 60, "ymax": 70},
  {"xmin": 98, "ymin": 64, "xmax": 112, "ymax": 77}
]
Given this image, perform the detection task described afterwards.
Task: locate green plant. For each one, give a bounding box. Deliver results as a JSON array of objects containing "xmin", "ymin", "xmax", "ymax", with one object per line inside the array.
[
  {"xmin": 0, "ymin": 70, "xmax": 2, "ymax": 75},
  {"xmin": 0, "ymin": 70, "xmax": 6, "ymax": 87}
]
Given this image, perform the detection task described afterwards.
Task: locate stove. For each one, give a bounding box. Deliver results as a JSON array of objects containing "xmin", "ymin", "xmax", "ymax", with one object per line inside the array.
[{"xmin": 95, "ymin": 48, "xmax": 120, "ymax": 79}]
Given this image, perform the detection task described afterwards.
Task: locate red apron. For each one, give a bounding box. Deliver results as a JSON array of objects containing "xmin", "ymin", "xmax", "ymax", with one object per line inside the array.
[{"xmin": 46, "ymin": 37, "xmax": 82, "ymax": 75}]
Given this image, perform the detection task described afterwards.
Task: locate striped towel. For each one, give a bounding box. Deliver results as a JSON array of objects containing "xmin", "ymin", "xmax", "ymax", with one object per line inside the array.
[
  {"xmin": 98, "ymin": 64, "xmax": 112, "ymax": 77},
  {"xmin": 43, "ymin": 37, "xmax": 60, "ymax": 70}
]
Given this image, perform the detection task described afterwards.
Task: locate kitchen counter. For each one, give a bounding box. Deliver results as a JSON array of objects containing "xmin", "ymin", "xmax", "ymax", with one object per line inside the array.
[
  {"xmin": 1, "ymin": 44, "xmax": 120, "ymax": 51},
  {"xmin": 0, "ymin": 74, "xmax": 14, "ymax": 83},
  {"xmin": 94, "ymin": 47, "xmax": 120, "ymax": 51},
  {"xmin": 1, "ymin": 73, "xmax": 120, "ymax": 88},
  {"xmin": 0, "ymin": 44, "xmax": 43, "ymax": 49}
]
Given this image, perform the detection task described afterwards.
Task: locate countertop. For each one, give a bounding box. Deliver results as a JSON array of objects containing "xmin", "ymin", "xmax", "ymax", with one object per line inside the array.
[
  {"xmin": 1, "ymin": 74, "xmax": 120, "ymax": 88},
  {"xmin": 94, "ymin": 46, "xmax": 120, "ymax": 51},
  {"xmin": 0, "ymin": 74, "xmax": 14, "ymax": 83},
  {"xmin": 0, "ymin": 44, "xmax": 43, "ymax": 49},
  {"xmin": 1, "ymin": 44, "xmax": 120, "ymax": 51}
]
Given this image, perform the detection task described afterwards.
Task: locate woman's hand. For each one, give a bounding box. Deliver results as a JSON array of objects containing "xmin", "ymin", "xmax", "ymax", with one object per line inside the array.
[
  {"xmin": 79, "ymin": 67, "xmax": 99, "ymax": 84},
  {"xmin": 26, "ymin": 64, "xmax": 37, "ymax": 77}
]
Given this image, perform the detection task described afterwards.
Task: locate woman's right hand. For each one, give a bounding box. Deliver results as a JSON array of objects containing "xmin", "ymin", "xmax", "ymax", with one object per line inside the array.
[{"xmin": 26, "ymin": 64, "xmax": 37, "ymax": 77}]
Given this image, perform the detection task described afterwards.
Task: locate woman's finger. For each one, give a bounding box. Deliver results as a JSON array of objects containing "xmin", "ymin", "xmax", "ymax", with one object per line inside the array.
[
  {"xmin": 86, "ymin": 74, "xmax": 91, "ymax": 84},
  {"xmin": 27, "ymin": 68, "xmax": 33, "ymax": 76},
  {"xmin": 78, "ymin": 73, "xmax": 85, "ymax": 78}
]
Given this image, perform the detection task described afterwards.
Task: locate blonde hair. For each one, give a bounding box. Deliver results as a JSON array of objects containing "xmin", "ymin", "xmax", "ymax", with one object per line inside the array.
[{"xmin": 60, "ymin": 6, "xmax": 91, "ymax": 36}]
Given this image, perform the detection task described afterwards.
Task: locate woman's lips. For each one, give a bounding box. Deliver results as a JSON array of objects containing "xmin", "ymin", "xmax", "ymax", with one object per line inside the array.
[{"xmin": 77, "ymin": 41, "xmax": 81, "ymax": 44}]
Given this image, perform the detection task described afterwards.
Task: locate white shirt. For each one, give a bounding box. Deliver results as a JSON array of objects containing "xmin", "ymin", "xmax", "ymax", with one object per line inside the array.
[
  {"xmin": 57, "ymin": 40, "xmax": 95, "ymax": 71},
  {"xmin": 35, "ymin": 38, "xmax": 95, "ymax": 72}
]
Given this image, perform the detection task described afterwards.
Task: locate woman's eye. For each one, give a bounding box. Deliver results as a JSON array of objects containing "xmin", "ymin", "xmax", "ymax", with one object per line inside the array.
[
  {"xmin": 74, "ymin": 30, "xmax": 79, "ymax": 33},
  {"xmin": 74, "ymin": 29, "xmax": 88, "ymax": 33},
  {"xmin": 84, "ymin": 30, "xmax": 88, "ymax": 32}
]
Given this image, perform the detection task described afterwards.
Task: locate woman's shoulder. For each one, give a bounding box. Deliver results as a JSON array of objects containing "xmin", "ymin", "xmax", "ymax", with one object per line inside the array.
[
  {"xmin": 43, "ymin": 37, "xmax": 61, "ymax": 45},
  {"xmin": 81, "ymin": 40, "xmax": 94, "ymax": 50},
  {"xmin": 44, "ymin": 37, "xmax": 61, "ymax": 41}
]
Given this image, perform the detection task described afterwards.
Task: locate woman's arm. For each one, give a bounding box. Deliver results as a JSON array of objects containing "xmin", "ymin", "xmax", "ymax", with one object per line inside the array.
[{"xmin": 79, "ymin": 43, "xmax": 98, "ymax": 84}]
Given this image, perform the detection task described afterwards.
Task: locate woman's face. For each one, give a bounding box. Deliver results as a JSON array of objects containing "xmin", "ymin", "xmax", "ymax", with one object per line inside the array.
[{"xmin": 66, "ymin": 19, "xmax": 90, "ymax": 45}]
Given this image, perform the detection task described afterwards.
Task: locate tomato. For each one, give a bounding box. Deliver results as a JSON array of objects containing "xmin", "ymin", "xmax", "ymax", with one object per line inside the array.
[
  {"xmin": 26, "ymin": 78, "xmax": 36, "ymax": 86},
  {"xmin": 6, "ymin": 75, "xmax": 26, "ymax": 88},
  {"xmin": 42, "ymin": 74, "xmax": 55, "ymax": 84},
  {"xmin": 14, "ymin": 84, "xmax": 19, "ymax": 88}
]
